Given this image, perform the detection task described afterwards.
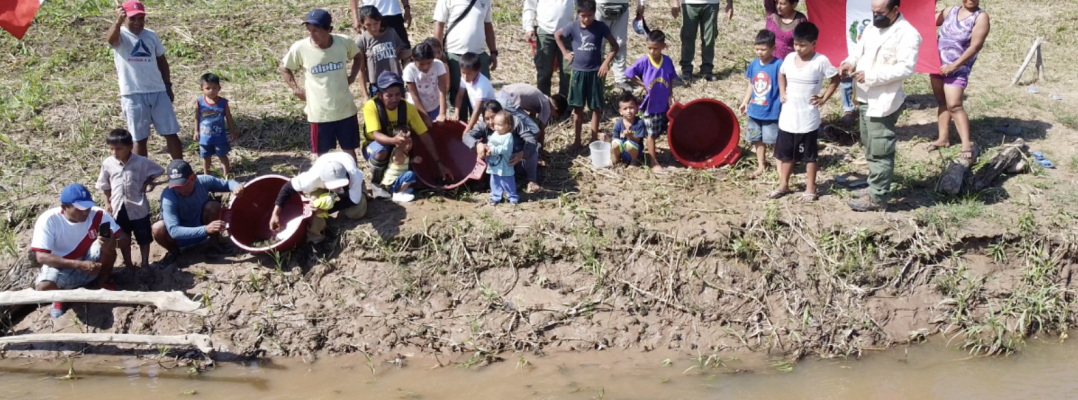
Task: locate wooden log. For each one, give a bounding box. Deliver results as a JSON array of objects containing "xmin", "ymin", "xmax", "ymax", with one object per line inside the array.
[
  {"xmin": 972, "ymin": 139, "xmax": 1028, "ymax": 191},
  {"xmin": 1012, "ymin": 38, "xmax": 1043, "ymax": 85},
  {"xmin": 936, "ymin": 162, "xmax": 969, "ymax": 195},
  {"xmin": 0, "ymin": 333, "xmax": 214, "ymax": 354},
  {"xmin": 0, "ymin": 289, "xmax": 208, "ymax": 316},
  {"xmin": 0, "ymin": 251, "xmax": 41, "ymax": 334}
]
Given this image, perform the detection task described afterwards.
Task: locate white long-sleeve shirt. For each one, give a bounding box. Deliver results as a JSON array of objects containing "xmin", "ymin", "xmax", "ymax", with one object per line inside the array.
[
  {"xmin": 522, "ymin": 0, "xmax": 575, "ymax": 34},
  {"xmin": 842, "ymin": 14, "xmax": 922, "ymax": 118},
  {"xmin": 597, "ymin": 0, "xmax": 645, "ymax": 5}
]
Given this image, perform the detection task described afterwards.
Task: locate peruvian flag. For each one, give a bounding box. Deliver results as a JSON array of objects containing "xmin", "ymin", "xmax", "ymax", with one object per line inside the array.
[
  {"xmin": 807, "ymin": 0, "xmax": 940, "ymax": 74},
  {"xmin": 1, "ymin": 0, "xmax": 43, "ymax": 40}
]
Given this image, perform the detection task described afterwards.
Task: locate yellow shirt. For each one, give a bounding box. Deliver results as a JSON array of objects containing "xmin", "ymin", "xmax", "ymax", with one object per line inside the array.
[
  {"xmin": 282, "ymin": 34, "xmax": 360, "ymax": 123},
  {"xmin": 361, "ymin": 99, "xmax": 428, "ymax": 141},
  {"xmin": 381, "ymin": 160, "xmax": 410, "ymax": 187}
]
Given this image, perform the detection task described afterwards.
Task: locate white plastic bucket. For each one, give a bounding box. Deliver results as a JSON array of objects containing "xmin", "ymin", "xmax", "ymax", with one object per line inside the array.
[{"xmin": 590, "ymin": 141, "xmax": 611, "ymax": 168}]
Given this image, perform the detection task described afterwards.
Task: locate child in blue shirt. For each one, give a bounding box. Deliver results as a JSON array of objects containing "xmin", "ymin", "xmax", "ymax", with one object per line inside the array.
[
  {"xmin": 485, "ymin": 111, "xmax": 519, "ymax": 205},
  {"xmin": 604, "ymin": 91, "xmax": 646, "ymax": 166},
  {"xmin": 194, "ymin": 73, "xmax": 238, "ymax": 177},
  {"xmin": 739, "ymin": 30, "xmax": 782, "ymax": 178}
]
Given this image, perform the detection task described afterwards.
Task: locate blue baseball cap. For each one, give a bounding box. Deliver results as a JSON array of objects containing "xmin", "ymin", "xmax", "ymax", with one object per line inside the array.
[
  {"xmin": 632, "ymin": 16, "xmax": 650, "ymax": 35},
  {"xmin": 304, "ymin": 9, "xmax": 332, "ymax": 29},
  {"xmin": 376, "ymin": 71, "xmax": 405, "ymax": 91},
  {"xmin": 60, "ymin": 183, "xmax": 96, "ymax": 210}
]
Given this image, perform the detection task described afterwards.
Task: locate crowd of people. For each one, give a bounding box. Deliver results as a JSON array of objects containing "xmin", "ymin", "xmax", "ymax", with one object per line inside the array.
[{"xmin": 28, "ymin": 0, "xmax": 990, "ymax": 318}]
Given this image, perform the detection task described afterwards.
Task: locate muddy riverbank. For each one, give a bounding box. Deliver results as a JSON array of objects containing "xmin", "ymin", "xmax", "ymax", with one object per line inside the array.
[{"xmin": 3, "ymin": 210, "xmax": 1075, "ymax": 362}]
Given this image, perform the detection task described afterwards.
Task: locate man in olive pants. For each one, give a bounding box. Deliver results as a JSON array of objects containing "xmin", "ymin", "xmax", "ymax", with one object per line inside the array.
[
  {"xmin": 523, "ymin": 0, "xmax": 575, "ymax": 96},
  {"xmin": 839, "ymin": 0, "xmax": 921, "ymax": 211},
  {"xmin": 670, "ymin": 0, "xmax": 732, "ymax": 83}
]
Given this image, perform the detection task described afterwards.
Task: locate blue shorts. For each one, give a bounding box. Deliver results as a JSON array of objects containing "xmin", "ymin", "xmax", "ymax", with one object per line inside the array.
[
  {"xmin": 121, "ymin": 92, "xmax": 181, "ymax": 141},
  {"xmin": 364, "ymin": 141, "xmax": 392, "ymax": 163},
  {"xmin": 387, "ymin": 170, "xmax": 416, "ymax": 193},
  {"xmin": 612, "ymin": 138, "xmax": 641, "ymax": 164},
  {"xmin": 311, "ymin": 115, "xmax": 361, "ymax": 154},
  {"xmin": 746, "ymin": 118, "xmax": 778, "ymax": 145},
  {"xmin": 427, "ymin": 107, "xmax": 440, "ymax": 121},
  {"xmin": 34, "ymin": 242, "xmax": 101, "ymax": 289},
  {"xmin": 199, "ymin": 141, "xmax": 231, "ymax": 158}
]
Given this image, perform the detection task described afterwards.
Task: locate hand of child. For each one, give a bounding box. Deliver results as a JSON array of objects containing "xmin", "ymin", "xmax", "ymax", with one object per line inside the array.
[
  {"xmin": 193, "ymin": 131, "xmax": 200, "ymax": 142},
  {"xmin": 565, "ymin": 52, "xmax": 575, "ymax": 64},
  {"xmin": 810, "ymin": 95, "xmax": 823, "ymax": 108},
  {"xmin": 780, "ymin": 92, "xmax": 788, "ymax": 104},
  {"xmin": 412, "ymin": 156, "xmax": 423, "ymax": 164},
  {"xmin": 435, "ymin": 113, "xmax": 446, "ymax": 124},
  {"xmin": 105, "ymin": 203, "xmax": 113, "ymax": 216},
  {"xmin": 269, "ymin": 214, "xmax": 281, "ymax": 233},
  {"xmin": 449, "ymin": 110, "xmax": 459, "ymax": 122},
  {"xmin": 599, "ymin": 62, "xmax": 610, "ymax": 79},
  {"xmin": 738, "ymin": 102, "xmax": 748, "ymax": 115},
  {"xmin": 229, "ymin": 133, "xmax": 237, "ymax": 143}
]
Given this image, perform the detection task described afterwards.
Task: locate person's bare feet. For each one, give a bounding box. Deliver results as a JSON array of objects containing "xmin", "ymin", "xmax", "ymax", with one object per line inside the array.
[
  {"xmin": 650, "ymin": 164, "xmax": 665, "ymax": 173},
  {"xmin": 751, "ymin": 167, "xmax": 766, "ymax": 178},
  {"xmin": 123, "ymin": 262, "xmax": 136, "ymax": 269},
  {"xmin": 526, "ymin": 181, "xmax": 541, "ymax": 193},
  {"xmin": 924, "ymin": 140, "xmax": 950, "ymax": 151}
]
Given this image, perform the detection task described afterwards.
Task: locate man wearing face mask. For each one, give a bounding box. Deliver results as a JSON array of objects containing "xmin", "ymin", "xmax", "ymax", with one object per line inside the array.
[{"xmin": 838, "ymin": 0, "xmax": 921, "ymax": 212}]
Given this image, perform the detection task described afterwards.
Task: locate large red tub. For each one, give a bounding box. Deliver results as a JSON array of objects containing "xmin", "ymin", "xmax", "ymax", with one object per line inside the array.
[
  {"xmin": 224, "ymin": 175, "xmax": 311, "ymax": 253},
  {"xmin": 667, "ymin": 99, "xmax": 741, "ymax": 169},
  {"xmin": 411, "ymin": 122, "xmax": 486, "ymax": 189}
]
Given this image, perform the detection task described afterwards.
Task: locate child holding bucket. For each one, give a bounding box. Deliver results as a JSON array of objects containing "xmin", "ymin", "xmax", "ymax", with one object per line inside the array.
[
  {"xmin": 624, "ymin": 30, "xmax": 677, "ymax": 172},
  {"xmin": 603, "ymin": 91, "xmax": 645, "ymax": 166},
  {"xmin": 556, "ymin": 0, "xmax": 620, "ymax": 150},
  {"xmin": 773, "ymin": 22, "xmax": 838, "ymax": 202},
  {"xmin": 739, "ymin": 30, "xmax": 782, "ymax": 178},
  {"xmin": 484, "ymin": 111, "xmax": 520, "ymax": 205}
]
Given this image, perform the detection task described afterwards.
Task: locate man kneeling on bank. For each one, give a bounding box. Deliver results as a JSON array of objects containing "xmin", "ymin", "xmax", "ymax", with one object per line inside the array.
[
  {"xmin": 31, "ymin": 184, "xmax": 128, "ymax": 318},
  {"xmin": 270, "ymin": 152, "xmax": 368, "ymax": 243}
]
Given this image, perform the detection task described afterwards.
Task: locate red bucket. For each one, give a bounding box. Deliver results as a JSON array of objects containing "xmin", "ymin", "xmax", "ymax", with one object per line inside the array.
[
  {"xmin": 224, "ymin": 175, "xmax": 311, "ymax": 253},
  {"xmin": 411, "ymin": 122, "xmax": 486, "ymax": 189},
  {"xmin": 666, "ymin": 99, "xmax": 741, "ymax": 169}
]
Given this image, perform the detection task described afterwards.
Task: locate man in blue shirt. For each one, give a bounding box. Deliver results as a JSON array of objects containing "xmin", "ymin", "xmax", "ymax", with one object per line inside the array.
[{"xmin": 152, "ymin": 160, "xmax": 243, "ymax": 263}]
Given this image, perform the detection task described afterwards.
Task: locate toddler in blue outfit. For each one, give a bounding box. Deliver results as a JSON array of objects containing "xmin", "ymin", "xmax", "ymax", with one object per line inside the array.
[
  {"xmin": 194, "ymin": 73, "xmax": 238, "ymax": 176},
  {"xmin": 485, "ymin": 111, "xmax": 519, "ymax": 205}
]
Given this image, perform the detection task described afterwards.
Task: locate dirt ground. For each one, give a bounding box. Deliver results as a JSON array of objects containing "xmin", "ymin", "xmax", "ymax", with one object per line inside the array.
[{"xmin": 1, "ymin": 0, "xmax": 1078, "ymax": 363}]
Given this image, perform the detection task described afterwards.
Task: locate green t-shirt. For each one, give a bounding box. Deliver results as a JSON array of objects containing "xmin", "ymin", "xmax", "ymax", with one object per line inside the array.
[{"xmin": 282, "ymin": 35, "xmax": 360, "ymax": 123}]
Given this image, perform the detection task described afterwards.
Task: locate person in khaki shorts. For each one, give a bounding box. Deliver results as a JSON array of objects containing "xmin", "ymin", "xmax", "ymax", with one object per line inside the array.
[{"xmin": 270, "ymin": 152, "xmax": 368, "ymax": 244}]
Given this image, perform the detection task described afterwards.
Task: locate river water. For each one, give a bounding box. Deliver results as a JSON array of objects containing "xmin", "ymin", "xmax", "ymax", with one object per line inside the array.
[{"xmin": 2, "ymin": 339, "xmax": 1077, "ymax": 399}]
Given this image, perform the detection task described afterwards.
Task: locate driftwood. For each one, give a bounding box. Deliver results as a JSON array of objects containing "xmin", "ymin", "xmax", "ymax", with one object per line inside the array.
[
  {"xmin": 1012, "ymin": 37, "xmax": 1044, "ymax": 85},
  {"xmin": 935, "ymin": 139, "xmax": 1028, "ymax": 195},
  {"xmin": 0, "ymin": 251, "xmax": 41, "ymax": 333},
  {"xmin": 0, "ymin": 333, "xmax": 214, "ymax": 354},
  {"xmin": 0, "ymin": 289, "xmax": 208, "ymax": 316},
  {"xmin": 973, "ymin": 139, "xmax": 1028, "ymax": 191}
]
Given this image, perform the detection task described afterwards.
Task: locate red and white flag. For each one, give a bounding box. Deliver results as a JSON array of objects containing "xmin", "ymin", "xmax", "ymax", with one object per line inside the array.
[
  {"xmin": 807, "ymin": 0, "xmax": 940, "ymax": 74},
  {"xmin": 1, "ymin": 0, "xmax": 43, "ymax": 40}
]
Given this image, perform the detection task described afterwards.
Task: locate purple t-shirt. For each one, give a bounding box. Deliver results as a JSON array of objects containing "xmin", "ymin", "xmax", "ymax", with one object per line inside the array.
[{"xmin": 625, "ymin": 55, "xmax": 678, "ymax": 115}]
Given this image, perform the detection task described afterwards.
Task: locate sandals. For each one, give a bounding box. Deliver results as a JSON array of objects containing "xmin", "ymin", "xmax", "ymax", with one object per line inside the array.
[
  {"xmin": 768, "ymin": 189, "xmax": 792, "ymax": 199},
  {"xmin": 924, "ymin": 142, "xmax": 948, "ymax": 152},
  {"xmin": 801, "ymin": 192, "xmax": 819, "ymax": 203}
]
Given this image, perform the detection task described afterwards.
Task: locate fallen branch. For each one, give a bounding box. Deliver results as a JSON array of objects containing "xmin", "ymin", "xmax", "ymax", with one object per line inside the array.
[
  {"xmin": 0, "ymin": 289, "xmax": 208, "ymax": 316},
  {"xmin": 0, "ymin": 333, "xmax": 214, "ymax": 354}
]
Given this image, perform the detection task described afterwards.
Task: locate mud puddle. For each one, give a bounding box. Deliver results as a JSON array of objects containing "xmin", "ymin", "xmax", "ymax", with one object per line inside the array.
[{"xmin": 2, "ymin": 339, "xmax": 1078, "ymax": 399}]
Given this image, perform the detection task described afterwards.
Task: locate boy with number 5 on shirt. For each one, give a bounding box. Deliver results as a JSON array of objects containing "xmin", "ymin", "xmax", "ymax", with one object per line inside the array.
[{"xmin": 772, "ymin": 22, "xmax": 838, "ymax": 203}]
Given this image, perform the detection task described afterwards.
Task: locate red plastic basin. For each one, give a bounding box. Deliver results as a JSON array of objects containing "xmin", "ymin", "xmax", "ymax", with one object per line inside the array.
[
  {"xmin": 224, "ymin": 175, "xmax": 310, "ymax": 253},
  {"xmin": 411, "ymin": 122, "xmax": 486, "ymax": 189},
  {"xmin": 666, "ymin": 99, "xmax": 742, "ymax": 169}
]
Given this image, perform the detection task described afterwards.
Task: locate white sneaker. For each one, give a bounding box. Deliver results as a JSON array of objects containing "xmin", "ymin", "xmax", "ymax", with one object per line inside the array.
[{"xmin": 392, "ymin": 192, "xmax": 415, "ymax": 203}]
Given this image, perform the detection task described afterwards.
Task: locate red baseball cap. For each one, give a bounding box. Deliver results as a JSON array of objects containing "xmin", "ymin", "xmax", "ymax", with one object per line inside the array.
[{"xmin": 122, "ymin": 0, "xmax": 146, "ymax": 17}]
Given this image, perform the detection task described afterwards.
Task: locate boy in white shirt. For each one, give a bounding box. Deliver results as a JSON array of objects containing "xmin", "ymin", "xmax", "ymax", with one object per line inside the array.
[
  {"xmin": 772, "ymin": 22, "xmax": 838, "ymax": 202},
  {"xmin": 451, "ymin": 52, "xmax": 496, "ymax": 135}
]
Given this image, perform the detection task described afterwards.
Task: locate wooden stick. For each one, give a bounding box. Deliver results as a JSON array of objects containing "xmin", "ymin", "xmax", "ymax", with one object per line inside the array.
[
  {"xmin": 1012, "ymin": 37, "xmax": 1043, "ymax": 85},
  {"xmin": 0, "ymin": 289, "xmax": 208, "ymax": 316},
  {"xmin": 1036, "ymin": 44, "xmax": 1045, "ymax": 82},
  {"xmin": 0, "ymin": 333, "xmax": 214, "ymax": 354}
]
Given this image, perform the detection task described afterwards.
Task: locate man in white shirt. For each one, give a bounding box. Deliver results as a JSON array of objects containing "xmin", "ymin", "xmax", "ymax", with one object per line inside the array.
[
  {"xmin": 523, "ymin": 0, "xmax": 575, "ymax": 96},
  {"xmin": 32, "ymin": 184, "xmax": 127, "ymax": 318},
  {"xmin": 597, "ymin": 0, "xmax": 646, "ymax": 92},
  {"xmin": 433, "ymin": 0, "xmax": 500, "ymax": 118},
  {"xmin": 271, "ymin": 152, "xmax": 368, "ymax": 244},
  {"xmin": 671, "ymin": 0, "xmax": 733, "ymax": 83},
  {"xmin": 839, "ymin": 0, "xmax": 921, "ymax": 212}
]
